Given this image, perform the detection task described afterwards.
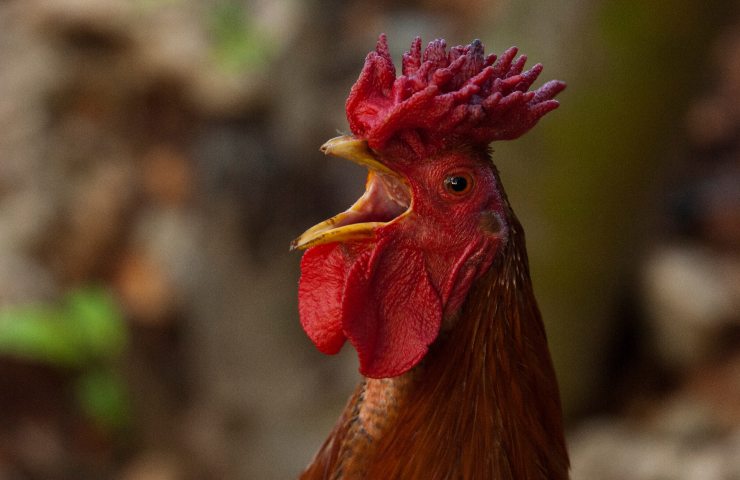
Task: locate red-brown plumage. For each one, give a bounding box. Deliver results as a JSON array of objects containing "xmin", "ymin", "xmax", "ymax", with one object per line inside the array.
[{"xmin": 294, "ymin": 35, "xmax": 568, "ymax": 479}]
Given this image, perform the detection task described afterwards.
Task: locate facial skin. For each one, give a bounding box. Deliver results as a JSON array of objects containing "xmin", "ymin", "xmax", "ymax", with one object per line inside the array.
[
  {"xmin": 373, "ymin": 147, "xmax": 508, "ymax": 314},
  {"xmin": 295, "ymin": 137, "xmax": 509, "ymax": 378}
]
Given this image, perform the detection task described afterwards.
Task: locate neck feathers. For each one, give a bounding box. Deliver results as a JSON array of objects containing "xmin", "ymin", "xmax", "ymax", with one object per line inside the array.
[{"xmin": 301, "ymin": 209, "xmax": 569, "ymax": 480}]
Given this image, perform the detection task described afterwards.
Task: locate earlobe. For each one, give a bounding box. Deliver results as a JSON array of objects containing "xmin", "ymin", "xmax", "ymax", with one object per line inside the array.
[{"xmin": 480, "ymin": 210, "xmax": 507, "ymax": 237}]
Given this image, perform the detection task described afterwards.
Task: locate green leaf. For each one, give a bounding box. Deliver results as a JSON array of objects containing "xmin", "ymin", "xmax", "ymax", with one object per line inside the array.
[
  {"xmin": 0, "ymin": 286, "xmax": 127, "ymax": 367},
  {"xmin": 209, "ymin": 2, "xmax": 272, "ymax": 73},
  {"xmin": 75, "ymin": 370, "xmax": 130, "ymax": 430},
  {"xmin": 66, "ymin": 287, "xmax": 127, "ymax": 359},
  {"xmin": 0, "ymin": 305, "xmax": 81, "ymax": 365}
]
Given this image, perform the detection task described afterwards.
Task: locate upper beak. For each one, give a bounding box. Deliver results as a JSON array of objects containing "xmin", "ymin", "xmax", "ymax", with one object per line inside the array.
[
  {"xmin": 319, "ymin": 136, "xmax": 395, "ymax": 175},
  {"xmin": 290, "ymin": 135, "xmax": 410, "ymax": 251}
]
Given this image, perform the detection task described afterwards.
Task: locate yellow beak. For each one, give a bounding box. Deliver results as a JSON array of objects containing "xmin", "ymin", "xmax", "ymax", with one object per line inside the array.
[
  {"xmin": 319, "ymin": 136, "xmax": 395, "ymax": 175},
  {"xmin": 290, "ymin": 136, "xmax": 408, "ymax": 251}
]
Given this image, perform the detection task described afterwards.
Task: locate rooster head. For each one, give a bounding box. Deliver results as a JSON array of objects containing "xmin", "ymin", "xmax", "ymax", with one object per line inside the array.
[{"xmin": 292, "ymin": 35, "xmax": 564, "ymax": 378}]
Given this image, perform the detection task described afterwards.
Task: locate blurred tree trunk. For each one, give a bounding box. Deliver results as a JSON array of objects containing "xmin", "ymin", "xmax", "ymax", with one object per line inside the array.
[{"xmin": 493, "ymin": 0, "xmax": 735, "ymax": 414}]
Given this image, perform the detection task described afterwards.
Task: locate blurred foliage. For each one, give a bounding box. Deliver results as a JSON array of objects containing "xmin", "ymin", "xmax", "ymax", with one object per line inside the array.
[
  {"xmin": 75, "ymin": 368, "xmax": 130, "ymax": 431},
  {"xmin": 0, "ymin": 287, "xmax": 126, "ymax": 366},
  {"xmin": 0, "ymin": 287, "xmax": 129, "ymax": 430},
  {"xmin": 209, "ymin": 1, "xmax": 273, "ymax": 73}
]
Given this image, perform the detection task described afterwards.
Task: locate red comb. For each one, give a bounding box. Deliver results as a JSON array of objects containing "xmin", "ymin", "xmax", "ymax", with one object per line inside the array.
[{"xmin": 346, "ymin": 34, "xmax": 565, "ymax": 154}]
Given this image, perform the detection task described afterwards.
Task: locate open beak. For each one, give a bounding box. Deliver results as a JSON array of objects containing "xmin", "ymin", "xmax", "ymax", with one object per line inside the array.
[{"xmin": 290, "ymin": 136, "xmax": 411, "ymax": 251}]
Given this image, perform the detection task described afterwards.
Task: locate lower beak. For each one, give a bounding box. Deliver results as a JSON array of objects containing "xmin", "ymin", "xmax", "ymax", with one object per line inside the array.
[{"xmin": 290, "ymin": 136, "xmax": 410, "ymax": 251}]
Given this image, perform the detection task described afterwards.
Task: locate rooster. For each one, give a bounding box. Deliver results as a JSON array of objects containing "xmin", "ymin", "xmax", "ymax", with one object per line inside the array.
[{"xmin": 291, "ymin": 35, "xmax": 569, "ymax": 480}]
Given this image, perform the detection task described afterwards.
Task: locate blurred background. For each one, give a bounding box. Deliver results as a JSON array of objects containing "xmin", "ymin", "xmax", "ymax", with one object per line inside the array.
[{"xmin": 1, "ymin": 0, "xmax": 739, "ymax": 478}]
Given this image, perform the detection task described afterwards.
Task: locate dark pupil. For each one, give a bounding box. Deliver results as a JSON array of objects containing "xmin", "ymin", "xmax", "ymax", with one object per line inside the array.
[{"xmin": 446, "ymin": 176, "xmax": 468, "ymax": 192}]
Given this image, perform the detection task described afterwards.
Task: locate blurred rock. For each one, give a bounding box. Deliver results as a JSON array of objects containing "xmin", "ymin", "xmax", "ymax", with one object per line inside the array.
[
  {"xmin": 571, "ymin": 349, "xmax": 740, "ymax": 479},
  {"xmin": 685, "ymin": 95, "xmax": 737, "ymax": 147},
  {"xmin": 113, "ymin": 251, "xmax": 176, "ymax": 326},
  {"xmin": 48, "ymin": 159, "xmax": 137, "ymax": 282},
  {"xmin": 0, "ymin": 255, "xmax": 57, "ymax": 306},
  {"xmin": 642, "ymin": 245, "xmax": 740, "ymax": 369},
  {"xmin": 141, "ymin": 146, "xmax": 194, "ymax": 207},
  {"xmin": 14, "ymin": 420, "xmax": 67, "ymax": 479},
  {"xmin": 570, "ymin": 420, "xmax": 740, "ymax": 480},
  {"xmin": 119, "ymin": 453, "xmax": 182, "ymax": 480}
]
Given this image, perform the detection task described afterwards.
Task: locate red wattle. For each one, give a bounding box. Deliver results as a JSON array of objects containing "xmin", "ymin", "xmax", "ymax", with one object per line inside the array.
[
  {"xmin": 298, "ymin": 238, "xmax": 444, "ymax": 378},
  {"xmin": 298, "ymin": 244, "xmax": 348, "ymax": 354},
  {"xmin": 341, "ymin": 238, "xmax": 442, "ymax": 378}
]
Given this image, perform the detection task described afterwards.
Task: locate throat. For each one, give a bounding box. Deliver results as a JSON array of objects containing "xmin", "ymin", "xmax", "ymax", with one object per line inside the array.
[{"xmin": 331, "ymin": 376, "xmax": 416, "ymax": 478}]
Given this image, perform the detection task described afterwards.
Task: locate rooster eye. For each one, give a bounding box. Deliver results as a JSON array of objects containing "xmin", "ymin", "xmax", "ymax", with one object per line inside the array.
[{"xmin": 444, "ymin": 173, "xmax": 473, "ymax": 195}]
